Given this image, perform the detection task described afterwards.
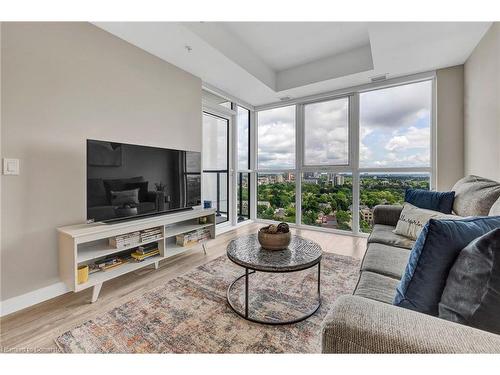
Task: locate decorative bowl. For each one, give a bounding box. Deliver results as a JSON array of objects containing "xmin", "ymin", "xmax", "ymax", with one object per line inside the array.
[{"xmin": 258, "ymin": 229, "xmax": 291, "ymax": 251}]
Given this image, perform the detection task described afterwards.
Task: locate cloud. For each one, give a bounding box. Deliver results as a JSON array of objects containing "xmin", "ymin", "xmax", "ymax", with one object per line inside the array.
[
  {"xmin": 257, "ymin": 106, "xmax": 296, "ymax": 169},
  {"xmin": 385, "ymin": 126, "xmax": 430, "ymax": 151},
  {"xmin": 255, "ymin": 81, "xmax": 432, "ymax": 170},
  {"xmin": 360, "ymin": 80, "xmax": 432, "ymax": 130},
  {"xmin": 360, "ymin": 81, "xmax": 432, "ymax": 168},
  {"xmin": 303, "ymin": 98, "xmax": 349, "ymax": 165}
]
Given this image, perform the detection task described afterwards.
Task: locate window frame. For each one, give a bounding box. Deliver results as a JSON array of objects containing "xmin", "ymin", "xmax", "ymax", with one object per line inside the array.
[{"xmin": 254, "ymin": 73, "xmax": 436, "ymax": 236}]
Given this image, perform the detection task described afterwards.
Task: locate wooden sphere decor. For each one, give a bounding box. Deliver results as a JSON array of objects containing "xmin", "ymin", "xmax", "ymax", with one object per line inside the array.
[{"xmin": 258, "ymin": 223, "xmax": 291, "ymax": 251}]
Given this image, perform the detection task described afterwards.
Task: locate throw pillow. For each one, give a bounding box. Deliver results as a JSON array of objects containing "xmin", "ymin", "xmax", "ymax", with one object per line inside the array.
[
  {"xmin": 125, "ymin": 181, "xmax": 149, "ymax": 202},
  {"xmin": 110, "ymin": 188, "xmax": 139, "ymax": 207},
  {"xmin": 103, "ymin": 176, "xmax": 144, "ymax": 204},
  {"xmin": 452, "ymin": 175, "xmax": 500, "ymax": 216},
  {"xmin": 393, "ymin": 203, "xmax": 457, "ymax": 240},
  {"xmin": 404, "ymin": 188, "xmax": 455, "ymax": 214},
  {"xmin": 394, "ymin": 216, "xmax": 500, "ymax": 316},
  {"xmin": 439, "ymin": 228, "xmax": 500, "ymax": 334}
]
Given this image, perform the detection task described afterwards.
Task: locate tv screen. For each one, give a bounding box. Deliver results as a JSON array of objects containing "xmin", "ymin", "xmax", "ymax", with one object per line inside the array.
[{"xmin": 87, "ymin": 139, "xmax": 201, "ymax": 223}]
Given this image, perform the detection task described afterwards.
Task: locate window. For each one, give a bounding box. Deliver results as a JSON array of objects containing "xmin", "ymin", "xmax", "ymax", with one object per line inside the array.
[
  {"xmin": 257, "ymin": 173, "xmax": 296, "ymax": 223},
  {"xmin": 360, "ymin": 81, "xmax": 432, "ymax": 168},
  {"xmin": 304, "ymin": 97, "xmax": 349, "ymax": 166},
  {"xmin": 202, "ymin": 112, "xmax": 229, "ymax": 224},
  {"xmin": 301, "ymin": 173, "xmax": 352, "ymax": 230},
  {"xmin": 257, "ymin": 106, "xmax": 295, "ymax": 170},
  {"xmin": 255, "ymin": 78, "xmax": 434, "ymax": 235}
]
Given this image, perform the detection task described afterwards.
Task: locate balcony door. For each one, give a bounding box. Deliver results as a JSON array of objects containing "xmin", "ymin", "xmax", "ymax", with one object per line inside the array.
[{"xmin": 202, "ymin": 112, "xmax": 230, "ymax": 224}]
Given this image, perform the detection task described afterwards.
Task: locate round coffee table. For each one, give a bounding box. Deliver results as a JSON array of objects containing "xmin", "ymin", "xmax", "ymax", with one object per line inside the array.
[{"xmin": 226, "ymin": 233, "xmax": 322, "ymax": 325}]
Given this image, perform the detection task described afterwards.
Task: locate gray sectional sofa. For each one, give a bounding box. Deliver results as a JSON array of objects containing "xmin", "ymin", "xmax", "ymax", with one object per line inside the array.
[{"xmin": 321, "ymin": 175, "xmax": 500, "ymax": 353}]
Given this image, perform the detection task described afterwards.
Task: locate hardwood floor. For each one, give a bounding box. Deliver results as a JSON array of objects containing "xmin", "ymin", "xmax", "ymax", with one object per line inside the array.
[{"xmin": 0, "ymin": 223, "xmax": 366, "ymax": 352}]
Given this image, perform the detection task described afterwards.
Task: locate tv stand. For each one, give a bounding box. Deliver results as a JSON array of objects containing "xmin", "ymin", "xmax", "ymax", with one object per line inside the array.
[{"xmin": 58, "ymin": 208, "xmax": 216, "ymax": 302}]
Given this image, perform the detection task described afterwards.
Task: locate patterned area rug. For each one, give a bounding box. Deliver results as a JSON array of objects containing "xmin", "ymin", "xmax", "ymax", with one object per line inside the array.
[{"xmin": 55, "ymin": 253, "xmax": 360, "ymax": 353}]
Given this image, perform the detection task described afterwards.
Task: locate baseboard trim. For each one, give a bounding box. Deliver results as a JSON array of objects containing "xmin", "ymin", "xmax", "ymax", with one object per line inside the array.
[{"xmin": 1, "ymin": 282, "xmax": 70, "ymax": 317}]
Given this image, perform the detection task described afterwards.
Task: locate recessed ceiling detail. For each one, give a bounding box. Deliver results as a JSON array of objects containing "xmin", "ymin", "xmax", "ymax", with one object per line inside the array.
[
  {"xmin": 184, "ymin": 22, "xmax": 374, "ymax": 91},
  {"xmin": 94, "ymin": 22, "xmax": 492, "ymax": 106}
]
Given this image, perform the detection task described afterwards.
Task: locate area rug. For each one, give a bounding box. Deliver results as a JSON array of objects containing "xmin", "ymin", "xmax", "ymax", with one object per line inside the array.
[{"xmin": 55, "ymin": 252, "xmax": 360, "ymax": 353}]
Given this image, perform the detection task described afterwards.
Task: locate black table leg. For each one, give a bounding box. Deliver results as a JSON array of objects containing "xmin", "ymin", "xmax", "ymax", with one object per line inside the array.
[
  {"xmin": 318, "ymin": 261, "xmax": 321, "ymax": 297},
  {"xmin": 245, "ymin": 268, "xmax": 249, "ymax": 318}
]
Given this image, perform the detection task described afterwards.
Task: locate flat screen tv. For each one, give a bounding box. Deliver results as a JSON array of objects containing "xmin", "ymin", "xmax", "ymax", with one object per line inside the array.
[{"xmin": 87, "ymin": 139, "xmax": 201, "ymax": 223}]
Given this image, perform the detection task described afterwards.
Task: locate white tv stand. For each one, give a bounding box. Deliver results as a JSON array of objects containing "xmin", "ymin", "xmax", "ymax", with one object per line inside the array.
[{"xmin": 58, "ymin": 208, "xmax": 216, "ymax": 302}]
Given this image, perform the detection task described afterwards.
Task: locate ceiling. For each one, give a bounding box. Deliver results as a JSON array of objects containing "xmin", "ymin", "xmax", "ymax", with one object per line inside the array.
[{"xmin": 94, "ymin": 22, "xmax": 491, "ymax": 107}]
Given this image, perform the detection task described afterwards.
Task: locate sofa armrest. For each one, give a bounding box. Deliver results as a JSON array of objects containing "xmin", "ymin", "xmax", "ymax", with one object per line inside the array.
[
  {"xmin": 322, "ymin": 295, "xmax": 500, "ymax": 353},
  {"xmin": 372, "ymin": 205, "xmax": 403, "ymax": 226}
]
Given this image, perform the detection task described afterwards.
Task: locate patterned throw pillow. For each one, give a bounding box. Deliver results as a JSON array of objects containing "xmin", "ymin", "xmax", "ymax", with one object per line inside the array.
[{"xmin": 393, "ymin": 203, "xmax": 457, "ymax": 240}]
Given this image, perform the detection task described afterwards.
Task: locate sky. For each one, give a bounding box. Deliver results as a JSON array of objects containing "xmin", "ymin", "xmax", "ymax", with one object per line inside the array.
[{"xmin": 257, "ymin": 80, "xmax": 432, "ymax": 170}]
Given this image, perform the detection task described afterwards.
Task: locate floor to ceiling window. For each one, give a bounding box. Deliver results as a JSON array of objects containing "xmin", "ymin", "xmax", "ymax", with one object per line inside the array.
[
  {"xmin": 358, "ymin": 80, "xmax": 432, "ymax": 232},
  {"xmin": 256, "ymin": 106, "xmax": 296, "ymax": 223},
  {"xmin": 202, "ymin": 112, "xmax": 229, "ymax": 224},
  {"xmin": 255, "ymin": 78, "xmax": 434, "ymax": 235},
  {"xmin": 301, "ymin": 97, "xmax": 353, "ymax": 231}
]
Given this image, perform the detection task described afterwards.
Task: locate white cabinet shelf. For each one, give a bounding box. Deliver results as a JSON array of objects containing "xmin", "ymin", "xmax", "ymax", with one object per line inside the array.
[
  {"xmin": 164, "ymin": 222, "xmax": 213, "ymax": 238},
  {"xmin": 77, "ymin": 236, "xmax": 164, "ymax": 263},
  {"xmin": 75, "ymin": 255, "xmax": 165, "ymax": 292},
  {"xmin": 58, "ymin": 208, "xmax": 216, "ymax": 302}
]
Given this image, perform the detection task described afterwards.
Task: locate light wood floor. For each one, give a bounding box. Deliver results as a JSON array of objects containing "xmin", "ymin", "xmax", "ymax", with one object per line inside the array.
[{"xmin": 0, "ymin": 223, "xmax": 366, "ymax": 352}]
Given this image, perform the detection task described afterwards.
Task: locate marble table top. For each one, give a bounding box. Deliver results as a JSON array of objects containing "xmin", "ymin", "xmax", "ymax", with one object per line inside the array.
[{"xmin": 226, "ymin": 233, "xmax": 322, "ymax": 272}]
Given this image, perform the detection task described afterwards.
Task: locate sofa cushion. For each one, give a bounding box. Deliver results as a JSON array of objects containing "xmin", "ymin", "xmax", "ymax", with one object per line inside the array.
[
  {"xmin": 405, "ymin": 188, "xmax": 455, "ymax": 214},
  {"xmin": 439, "ymin": 228, "xmax": 500, "ymax": 335},
  {"xmin": 368, "ymin": 224, "xmax": 415, "ymax": 250},
  {"xmin": 394, "ymin": 216, "xmax": 500, "ymax": 316},
  {"xmin": 361, "ymin": 243, "xmax": 411, "ymax": 279},
  {"xmin": 354, "ymin": 271, "xmax": 399, "ymax": 304},
  {"xmin": 452, "ymin": 175, "xmax": 500, "ymax": 216},
  {"xmin": 393, "ymin": 203, "xmax": 458, "ymax": 240}
]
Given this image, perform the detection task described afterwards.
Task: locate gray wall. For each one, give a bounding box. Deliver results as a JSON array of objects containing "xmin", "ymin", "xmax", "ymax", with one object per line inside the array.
[
  {"xmin": 1, "ymin": 23, "xmax": 202, "ymax": 300},
  {"xmin": 436, "ymin": 65, "xmax": 465, "ymax": 190},
  {"xmin": 464, "ymin": 22, "xmax": 500, "ymax": 182}
]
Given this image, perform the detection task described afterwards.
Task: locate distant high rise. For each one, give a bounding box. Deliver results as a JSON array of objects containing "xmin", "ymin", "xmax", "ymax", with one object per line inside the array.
[{"xmin": 334, "ymin": 175, "xmax": 345, "ymax": 186}]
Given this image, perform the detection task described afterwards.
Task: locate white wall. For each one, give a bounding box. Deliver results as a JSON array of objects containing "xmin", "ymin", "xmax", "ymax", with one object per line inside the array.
[
  {"xmin": 464, "ymin": 22, "xmax": 500, "ymax": 182},
  {"xmin": 436, "ymin": 65, "xmax": 465, "ymax": 190},
  {"xmin": 1, "ymin": 22, "xmax": 202, "ymax": 302}
]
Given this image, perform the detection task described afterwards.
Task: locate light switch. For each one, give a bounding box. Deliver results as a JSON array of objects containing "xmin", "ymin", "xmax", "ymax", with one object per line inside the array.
[{"xmin": 3, "ymin": 158, "xmax": 20, "ymax": 175}]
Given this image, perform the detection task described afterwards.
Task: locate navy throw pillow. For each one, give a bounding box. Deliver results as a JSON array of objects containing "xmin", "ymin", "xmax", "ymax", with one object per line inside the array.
[
  {"xmin": 394, "ymin": 216, "xmax": 500, "ymax": 316},
  {"xmin": 405, "ymin": 188, "xmax": 455, "ymax": 214}
]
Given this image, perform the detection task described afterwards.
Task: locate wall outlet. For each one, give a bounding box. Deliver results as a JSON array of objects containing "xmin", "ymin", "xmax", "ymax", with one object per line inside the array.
[{"xmin": 3, "ymin": 158, "xmax": 20, "ymax": 175}]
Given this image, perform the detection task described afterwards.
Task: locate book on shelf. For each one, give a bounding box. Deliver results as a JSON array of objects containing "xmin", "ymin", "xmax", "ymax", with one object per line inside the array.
[
  {"xmin": 137, "ymin": 242, "xmax": 158, "ymax": 254},
  {"xmin": 109, "ymin": 231, "xmax": 141, "ymax": 248},
  {"xmin": 93, "ymin": 255, "xmax": 128, "ymax": 271},
  {"xmin": 176, "ymin": 228, "xmax": 211, "ymax": 247},
  {"xmin": 131, "ymin": 249, "xmax": 160, "ymax": 261}
]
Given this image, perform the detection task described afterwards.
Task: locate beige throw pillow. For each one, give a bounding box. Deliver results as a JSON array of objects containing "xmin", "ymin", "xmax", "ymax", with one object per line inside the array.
[{"xmin": 394, "ymin": 203, "xmax": 458, "ymax": 240}]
